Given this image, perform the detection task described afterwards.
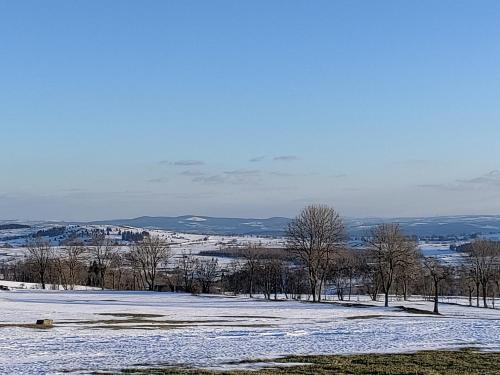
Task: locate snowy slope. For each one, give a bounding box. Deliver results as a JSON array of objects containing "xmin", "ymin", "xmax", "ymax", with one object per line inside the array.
[{"xmin": 0, "ymin": 291, "xmax": 498, "ymax": 374}]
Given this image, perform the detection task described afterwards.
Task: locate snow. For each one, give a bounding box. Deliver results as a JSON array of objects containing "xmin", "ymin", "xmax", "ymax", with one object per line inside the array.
[
  {"xmin": 185, "ymin": 217, "xmax": 207, "ymax": 222},
  {"xmin": 0, "ymin": 225, "xmax": 284, "ymax": 266},
  {"xmin": 0, "ymin": 291, "xmax": 498, "ymax": 374},
  {"xmin": 0, "ymin": 280, "xmax": 100, "ymax": 291}
]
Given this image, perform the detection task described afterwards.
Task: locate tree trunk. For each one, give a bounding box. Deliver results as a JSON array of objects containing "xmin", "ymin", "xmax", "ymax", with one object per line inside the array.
[
  {"xmin": 310, "ymin": 280, "xmax": 317, "ymax": 303},
  {"xmin": 433, "ymin": 280, "xmax": 439, "ymax": 314},
  {"xmin": 384, "ymin": 291, "xmax": 389, "ymax": 307},
  {"xmin": 40, "ymin": 272, "xmax": 46, "ymax": 290},
  {"xmin": 249, "ymin": 276, "xmax": 253, "ymax": 298},
  {"xmin": 317, "ymin": 281, "xmax": 323, "ymax": 302},
  {"xmin": 100, "ymin": 270, "xmax": 105, "ymax": 290},
  {"xmin": 476, "ymin": 281, "xmax": 480, "ymax": 307},
  {"xmin": 482, "ymin": 283, "xmax": 488, "ymax": 308},
  {"xmin": 348, "ymin": 276, "xmax": 352, "ymax": 301}
]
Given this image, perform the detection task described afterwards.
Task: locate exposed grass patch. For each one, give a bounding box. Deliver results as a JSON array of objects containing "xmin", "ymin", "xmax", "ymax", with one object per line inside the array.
[
  {"xmin": 0, "ymin": 323, "xmax": 54, "ymax": 330},
  {"xmin": 83, "ymin": 322, "xmax": 274, "ymax": 331},
  {"xmin": 98, "ymin": 313, "xmax": 165, "ymax": 318},
  {"xmin": 215, "ymin": 315, "xmax": 281, "ymax": 320},
  {"xmin": 60, "ymin": 318, "xmax": 228, "ymax": 325},
  {"xmin": 334, "ymin": 302, "xmax": 374, "ymax": 309},
  {"xmin": 109, "ymin": 349, "xmax": 500, "ymax": 374},
  {"xmin": 345, "ymin": 315, "xmax": 384, "ymax": 320},
  {"xmin": 395, "ymin": 305, "xmax": 436, "ymax": 315},
  {"xmin": 88, "ymin": 324, "xmax": 184, "ymax": 331}
]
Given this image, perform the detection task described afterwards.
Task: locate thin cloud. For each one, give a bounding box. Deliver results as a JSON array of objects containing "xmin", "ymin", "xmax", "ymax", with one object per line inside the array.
[
  {"xmin": 393, "ymin": 159, "xmax": 432, "ymax": 167},
  {"xmin": 159, "ymin": 160, "xmax": 205, "ymax": 166},
  {"xmin": 180, "ymin": 170, "xmax": 205, "ymax": 177},
  {"xmin": 223, "ymin": 169, "xmax": 260, "ymax": 176},
  {"xmin": 173, "ymin": 160, "xmax": 205, "ymax": 166},
  {"xmin": 418, "ymin": 170, "xmax": 500, "ymax": 191},
  {"xmin": 192, "ymin": 175, "xmax": 227, "ymax": 184},
  {"xmin": 458, "ymin": 170, "xmax": 500, "ymax": 185},
  {"xmin": 273, "ymin": 155, "xmax": 299, "ymax": 162},
  {"xmin": 148, "ymin": 177, "xmax": 167, "ymax": 183},
  {"xmin": 192, "ymin": 170, "xmax": 261, "ymax": 185},
  {"xmin": 269, "ymin": 171, "xmax": 294, "ymax": 177},
  {"xmin": 249, "ymin": 156, "xmax": 266, "ymax": 162}
]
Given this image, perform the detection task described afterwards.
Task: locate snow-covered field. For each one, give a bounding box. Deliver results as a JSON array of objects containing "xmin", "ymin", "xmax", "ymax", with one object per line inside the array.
[
  {"xmin": 0, "ymin": 290, "xmax": 499, "ymax": 374},
  {"xmin": 0, "ymin": 224, "xmax": 284, "ymax": 265}
]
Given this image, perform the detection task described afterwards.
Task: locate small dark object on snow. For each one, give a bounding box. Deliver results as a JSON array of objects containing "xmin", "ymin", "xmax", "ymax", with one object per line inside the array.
[{"xmin": 36, "ymin": 319, "xmax": 53, "ymax": 327}]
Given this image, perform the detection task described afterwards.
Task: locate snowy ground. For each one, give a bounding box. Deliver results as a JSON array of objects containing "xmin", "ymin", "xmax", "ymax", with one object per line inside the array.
[
  {"xmin": 0, "ymin": 225, "xmax": 284, "ymax": 266},
  {"xmin": 0, "ymin": 291, "xmax": 499, "ymax": 374}
]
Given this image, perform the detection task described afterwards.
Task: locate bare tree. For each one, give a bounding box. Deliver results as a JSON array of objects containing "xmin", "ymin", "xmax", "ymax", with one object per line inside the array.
[
  {"xmin": 109, "ymin": 252, "xmax": 125, "ymax": 290},
  {"xmin": 26, "ymin": 238, "xmax": 54, "ymax": 290},
  {"xmin": 53, "ymin": 255, "xmax": 69, "ymax": 290},
  {"xmin": 396, "ymin": 244, "xmax": 422, "ymax": 301},
  {"xmin": 365, "ymin": 224, "xmax": 416, "ymax": 307},
  {"xmin": 467, "ymin": 240, "xmax": 500, "ymax": 308},
  {"xmin": 330, "ymin": 249, "xmax": 365, "ymax": 301},
  {"xmin": 175, "ymin": 251, "xmax": 199, "ymax": 293},
  {"xmin": 260, "ymin": 257, "xmax": 284, "ymax": 300},
  {"xmin": 458, "ymin": 266, "xmax": 476, "ymax": 307},
  {"xmin": 492, "ymin": 264, "xmax": 500, "ymax": 309},
  {"xmin": 241, "ymin": 245, "xmax": 263, "ymax": 298},
  {"xmin": 286, "ymin": 205, "xmax": 345, "ymax": 302},
  {"xmin": 129, "ymin": 235, "xmax": 171, "ymax": 291},
  {"xmin": 423, "ymin": 257, "xmax": 450, "ymax": 314},
  {"xmin": 63, "ymin": 242, "xmax": 87, "ymax": 290},
  {"xmin": 87, "ymin": 231, "xmax": 116, "ymax": 290},
  {"xmin": 196, "ymin": 257, "xmax": 219, "ymax": 293}
]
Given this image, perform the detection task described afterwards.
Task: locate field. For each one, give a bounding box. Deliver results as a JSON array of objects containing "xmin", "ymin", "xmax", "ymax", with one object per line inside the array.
[{"xmin": 0, "ymin": 290, "xmax": 499, "ymax": 374}]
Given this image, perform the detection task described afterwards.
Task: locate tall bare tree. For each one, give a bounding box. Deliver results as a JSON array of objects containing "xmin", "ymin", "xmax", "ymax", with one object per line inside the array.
[
  {"xmin": 241, "ymin": 245, "xmax": 263, "ymax": 298},
  {"xmin": 129, "ymin": 235, "xmax": 171, "ymax": 291},
  {"xmin": 365, "ymin": 224, "xmax": 416, "ymax": 307},
  {"xmin": 87, "ymin": 231, "xmax": 116, "ymax": 290},
  {"xmin": 396, "ymin": 244, "xmax": 422, "ymax": 301},
  {"xmin": 423, "ymin": 257, "xmax": 450, "ymax": 314},
  {"xmin": 26, "ymin": 238, "xmax": 54, "ymax": 290},
  {"xmin": 63, "ymin": 241, "xmax": 87, "ymax": 290},
  {"xmin": 286, "ymin": 204, "xmax": 345, "ymax": 302},
  {"xmin": 176, "ymin": 251, "xmax": 199, "ymax": 293}
]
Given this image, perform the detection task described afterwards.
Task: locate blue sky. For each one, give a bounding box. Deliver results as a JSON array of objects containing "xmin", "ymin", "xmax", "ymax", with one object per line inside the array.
[{"xmin": 1, "ymin": 1, "xmax": 500, "ymax": 220}]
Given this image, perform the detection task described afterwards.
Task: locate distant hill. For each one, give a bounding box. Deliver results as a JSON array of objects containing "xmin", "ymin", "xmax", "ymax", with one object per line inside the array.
[
  {"xmin": 89, "ymin": 216, "xmax": 291, "ymax": 236},
  {"xmin": 0, "ymin": 223, "xmax": 31, "ymax": 230},
  {"xmin": 346, "ymin": 215, "xmax": 500, "ymax": 239},
  {"xmin": 89, "ymin": 215, "xmax": 500, "ymax": 238}
]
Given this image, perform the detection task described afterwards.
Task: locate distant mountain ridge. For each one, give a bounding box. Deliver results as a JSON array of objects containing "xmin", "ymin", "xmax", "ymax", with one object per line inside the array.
[
  {"xmin": 89, "ymin": 215, "xmax": 291, "ymax": 236},
  {"xmin": 89, "ymin": 214, "xmax": 500, "ymax": 238}
]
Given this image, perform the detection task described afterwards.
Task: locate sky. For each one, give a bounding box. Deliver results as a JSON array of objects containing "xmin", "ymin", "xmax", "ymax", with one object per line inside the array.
[{"xmin": 1, "ymin": 1, "xmax": 500, "ymax": 221}]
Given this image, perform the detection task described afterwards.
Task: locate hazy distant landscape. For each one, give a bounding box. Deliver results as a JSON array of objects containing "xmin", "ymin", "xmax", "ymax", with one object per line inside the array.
[
  {"xmin": 90, "ymin": 214, "xmax": 500, "ymax": 237},
  {"xmin": 3, "ymin": 1, "xmax": 500, "ymax": 374},
  {"xmin": 5, "ymin": 214, "xmax": 500, "ymax": 238}
]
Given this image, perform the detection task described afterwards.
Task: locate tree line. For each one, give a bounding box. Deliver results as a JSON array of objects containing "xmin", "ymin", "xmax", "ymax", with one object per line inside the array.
[{"xmin": 2, "ymin": 205, "xmax": 499, "ymax": 313}]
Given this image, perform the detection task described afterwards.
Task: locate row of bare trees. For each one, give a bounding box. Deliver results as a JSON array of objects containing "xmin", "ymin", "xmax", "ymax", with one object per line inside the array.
[
  {"xmin": 7, "ymin": 233, "xmax": 224, "ymax": 294},
  {"xmin": 284, "ymin": 205, "xmax": 499, "ymax": 313},
  {"xmin": 460, "ymin": 240, "xmax": 500, "ymax": 308},
  {"xmin": 17, "ymin": 233, "xmax": 172, "ymax": 291},
  {"xmin": 3, "ymin": 205, "xmax": 498, "ymax": 313}
]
